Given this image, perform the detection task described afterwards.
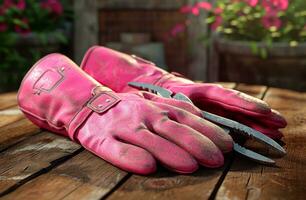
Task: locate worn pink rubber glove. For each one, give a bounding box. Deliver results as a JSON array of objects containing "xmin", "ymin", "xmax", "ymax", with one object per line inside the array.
[
  {"xmin": 18, "ymin": 53, "xmax": 233, "ymax": 175},
  {"xmin": 81, "ymin": 46, "xmax": 287, "ymax": 139}
]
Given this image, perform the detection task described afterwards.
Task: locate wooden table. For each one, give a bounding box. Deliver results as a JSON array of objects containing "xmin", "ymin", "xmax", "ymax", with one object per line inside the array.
[{"xmin": 0, "ymin": 83, "xmax": 305, "ymax": 200}]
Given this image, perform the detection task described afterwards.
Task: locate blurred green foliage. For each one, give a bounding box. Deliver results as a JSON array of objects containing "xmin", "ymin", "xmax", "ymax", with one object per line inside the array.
[
  {"xmin": 0, "ymin": 0, "xmax": 73, "ymax": 91},
  {"xmin": 209, "ymin": 0, "xmax": 306, "ymax": 43},
  {"xmin": 179, "ymin": 0, "xmax": 306, "ymax": 58}
]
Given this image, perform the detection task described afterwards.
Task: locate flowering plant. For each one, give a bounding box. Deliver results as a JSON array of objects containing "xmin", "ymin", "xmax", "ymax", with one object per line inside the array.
[
  {"xmin": 174, "ymin": 0, "xmax": 306, "ymax": 48},
  {"xmin": 0, "ymin": 0, "xmax": 71, "ymax": 91},
  {"xmin": 0, "ymin": 0, "xmax": 67, "ymax": 35}
]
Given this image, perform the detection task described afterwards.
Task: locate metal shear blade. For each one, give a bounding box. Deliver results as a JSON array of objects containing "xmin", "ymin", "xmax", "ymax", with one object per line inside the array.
[{"xmin": 128, "ymin": 81, "xmax": 286, "ymax": 165}]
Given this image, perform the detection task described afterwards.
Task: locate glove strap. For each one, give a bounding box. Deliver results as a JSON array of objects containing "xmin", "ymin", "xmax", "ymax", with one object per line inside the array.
[{"xmin": 68, "ymin": 86, "xmax": 121, "ymax": 141}]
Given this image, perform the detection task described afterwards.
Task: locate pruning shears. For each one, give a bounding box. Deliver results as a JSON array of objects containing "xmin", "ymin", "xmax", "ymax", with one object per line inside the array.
[{"xmin": 128, "ymin": 82, "xmax": 286, "ymax": 165}]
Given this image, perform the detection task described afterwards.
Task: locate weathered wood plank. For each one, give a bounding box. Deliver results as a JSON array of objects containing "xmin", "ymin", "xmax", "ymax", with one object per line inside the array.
[
  {"xmin": 0, "ymin": 83, "xmax": 239, "ymax": 199},
  {"xmin": 0, "ymin": 118, "xmax": 40, "ymax": 151},
  {"xmin": 0, "ymin": 96, "xmax": 40, "ymax": 151},
  {"xmin": 0, "ymin": 132, "xmax": 80, "ymax": 195},
  {"xmin": 107, "ymin": 167, "xmax": 232, "ymax": 200},
  {"xmin": 0, "ymin": 83, "xmax": 238, "ymax": 199},
  {"xmin": 0, "ymin": 111, "xmax": 128, "ymax": 199},
  {"xmin": 234, "ymin": 84, "xmax": 268, "ymax": 99},
  {"xmin": 0, "ymin": 106, "xmax": 24, "ymax": 128},
  {"xmin": 0, "ymin": 84, "xmax": 272, "ymax": 199},
  {"xmin": 216, "ymin": 82, "xmax": 237, "ymax": 89},
  {"xmin": 105, "ymin": 84, "xmax": 267, "ymax": 200},
  {"xmin": 215, "ymin": 88, "xmax": 306, "ymax": 200},
  {"xmin": 0, "ymin": 92, "xmax": 17, "ymax": 110},
  {"xmin": 2, "ymin": 151, "xmax": 128, "ymax": 200}
]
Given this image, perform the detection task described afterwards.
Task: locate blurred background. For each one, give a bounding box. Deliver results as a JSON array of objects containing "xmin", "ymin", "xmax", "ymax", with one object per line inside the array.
[{"xmin": 0, "ymin": 0, "xmax": 305, "ymax": 93}]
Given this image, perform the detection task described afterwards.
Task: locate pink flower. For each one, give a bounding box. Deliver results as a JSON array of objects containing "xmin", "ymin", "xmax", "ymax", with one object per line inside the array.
[
  {"xmin": 214, "ymin": 7, "xmax": 223, "ymax": 15},
  {"xmin": 170, "ymin": 23, "xmax": 187, "ymax": 36},
  {"xmin": 3, "ymin": 0, "xmax": 26, "ymax": 10},
  {"xmin": 191, "ymin": 6, "xmax": 200, "ymax": 16},
  {"xmin": 262, "ymin": 0, "xmax": 288, "ymax": 11},
  {"xmin": 272, "ymin": 0, "xmax": 288, "ymax": 10},
  {"xmin": 0, "ymin": 23, "xmax": 8, "ymax": 32},
  {"xmin": 196, "ymin": 1, "xmax": 212, "ymax": 11},
  {"xmin": 211, "ymin": 16, "xmax": 222, "ymax": 30},
  {"xmin": 261, "ymin": 12, "xmax": 282, "ymax": 29},
  {"xmin": 179, "ymin": 5, "xmax": 200, "ymax": 16},
  {"xmin": 41, "ymin": 0, "xmax": 63, "ymax": 16},
  {"xmin": 245, "ymin": 0, "xmax": 258, "ymax": 7},
  {"xmin": 16, "ymin": 0, "xmax": 25, "ymax": 10},
  {"xmin": 15, "ymin": 18, "xmax": 30, "ymax": 35}
]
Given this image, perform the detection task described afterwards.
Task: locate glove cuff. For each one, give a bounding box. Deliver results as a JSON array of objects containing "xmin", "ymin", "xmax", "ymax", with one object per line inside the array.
[
  {"xmin": 18, "ymin": 54, "xmax": 120, "ymax": 140},
  {"xmin": 81, "ymin": 46, "xmax": 194, "ymax": 92}
]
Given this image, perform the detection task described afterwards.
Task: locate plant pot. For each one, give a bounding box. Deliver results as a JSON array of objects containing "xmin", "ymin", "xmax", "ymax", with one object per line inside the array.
[
  {"xmin": 209, "ymin": 36, "xmax": 306, "ymax": 91},
  {"xmin": 0, "ymin": 31, "xmax": 64, "ymax": 93}
]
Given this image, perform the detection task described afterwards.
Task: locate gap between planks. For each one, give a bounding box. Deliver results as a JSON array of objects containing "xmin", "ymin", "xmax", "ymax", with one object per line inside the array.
[
  {"xmin": 208, "ymin": 84, "xmax": 269, "ymax": 200},
  {"xmin": 0, "ymin": 92, "xmax": 130, "ymax": 199},
  {"xmin": 215, "ymin": 88, "xmax": 306, "ymax": 200},
  {"xmin": 0, "ymin": 83, "xmax": 271, "ymax": 200},
  {"xmin": 103, "ymin": 84, "xmax": 270, "ymax": 200}
]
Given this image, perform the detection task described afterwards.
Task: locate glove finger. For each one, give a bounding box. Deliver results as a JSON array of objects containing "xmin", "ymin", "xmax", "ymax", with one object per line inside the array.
[
  {"xmin": 250, "ymin": 126, "xmax": 283, "ymax": 140},
  {"xmin": 203, "ymin": 102, "xmax": 287, "ymax": 129},
  {"xmin": 156, "ymin": 103, "xmax": 233, "ymax": 153},
  {"xmin": 151, "ymin": 114, "xmax": 225, "ymax": 168},
  {"xmin": 139, "ymin": 90, "xmax": 284, "ymax": 140},
  {"xmin": 231, "ymin": 114, "xmax": 284, "ymax": 139},
  {"xmin": 116, "ymin": 128, "xmax": 199, "ymax": 174},
  {"xmin": 175, "ymin": 84, "xmax": 271, "ymax": 115},
  {"xmin": 239, "ymin": 109, "xmax": 286, "ymax": 129},
  {"xmin": 83, "ymin": 136, "xmax": 157, "ymax": 175},
  {"xmin": 262, "ymin": 109, "xmax": 287, "ymax": 128},
  {"xmin": 203, "ymin": 105, "xmax": 284, "ymax": 139}
]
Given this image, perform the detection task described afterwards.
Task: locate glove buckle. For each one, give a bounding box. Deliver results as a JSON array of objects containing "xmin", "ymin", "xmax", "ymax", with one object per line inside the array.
[{"xmin": 87, "ymin": 87, "xmax": 121, "ymax": 113}]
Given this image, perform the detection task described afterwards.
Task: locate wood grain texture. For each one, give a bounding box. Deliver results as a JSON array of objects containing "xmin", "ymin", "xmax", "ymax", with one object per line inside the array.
[
  {"xmin": 1, "ymin": 85, "xmax": 303, "ymax": 200},
  {"xmin": 0, "ymin": 92, "xmax": 39, "ymax": 151},
  {"xmin": 0, "ymin": 118, "xmax": 40, "ymax": 151},
  {"xmin": 105, "ymin": 83, "xmax": 266, "ymax": 200},
  {"xmin": 215, "ymin": 88, "xmax": 306, "ymax": 200},
  {"xmin": 0, "ymin": 92, "xmax": 130, "ymax": 199},
  {"xmin": 216, "ymin": 82, "xmax": 236, "ymax": 89},
  {"xmin": 0, "ymin": 92, "xmax": 17, "ymax": 110},
  {"xmin": 1, "ymin": 85, "xmax": 239, "ymax": 200},
  {"xmin": 234, "ymin": 84, "xmax": 267, "ymax": 99},
  {"xmin": 0, "ymin": 96, "xmax": 129, "ymax": 199},
  {"xmin": 2, "ymin": 151, "xmax": 128, "ymax": 200},
  {"xmin": 0, "ymin": 106, "xmax": 24, "ymax": 128},
  {"xmin": 0, "ymin": 94, "xmax": 40, "ymax": 151},
  {"xmin": 106, "ymin": 166, "xmax": 231, "ymax": 200},
  {"xmin": 0, "ymin": 132, "xmax": 80, "ymax": 195}
]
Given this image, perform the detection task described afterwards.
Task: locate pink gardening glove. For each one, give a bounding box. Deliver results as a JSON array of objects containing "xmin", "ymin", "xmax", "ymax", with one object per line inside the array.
[
  {"xmin": 81, "ymin": 46, "xmax": 287, "ymax": 139},
  {"xmin": 18, "ymin": 53, "xmax": 233, "ymax": 175}
]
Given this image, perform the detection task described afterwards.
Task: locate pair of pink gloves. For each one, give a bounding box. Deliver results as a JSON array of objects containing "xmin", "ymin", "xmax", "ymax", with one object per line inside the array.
[{"xmin": 18, "ymin": 46, "xmax": 286, "ymax": 174}]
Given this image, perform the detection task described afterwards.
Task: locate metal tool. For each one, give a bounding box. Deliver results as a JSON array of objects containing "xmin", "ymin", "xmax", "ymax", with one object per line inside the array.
[{"xmin": 128, "ymin": 82, "xmax": 286, "ymax": 164}]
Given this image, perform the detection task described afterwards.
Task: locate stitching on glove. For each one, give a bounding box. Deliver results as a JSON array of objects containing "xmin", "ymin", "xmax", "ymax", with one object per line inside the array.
[
  {"xmin": 87, "ymin": 91, "xmax": 121, "ymax": 113},
  {"xmin": 33, "ymin": 67, "xmax": 65, "ymax": 95}
]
